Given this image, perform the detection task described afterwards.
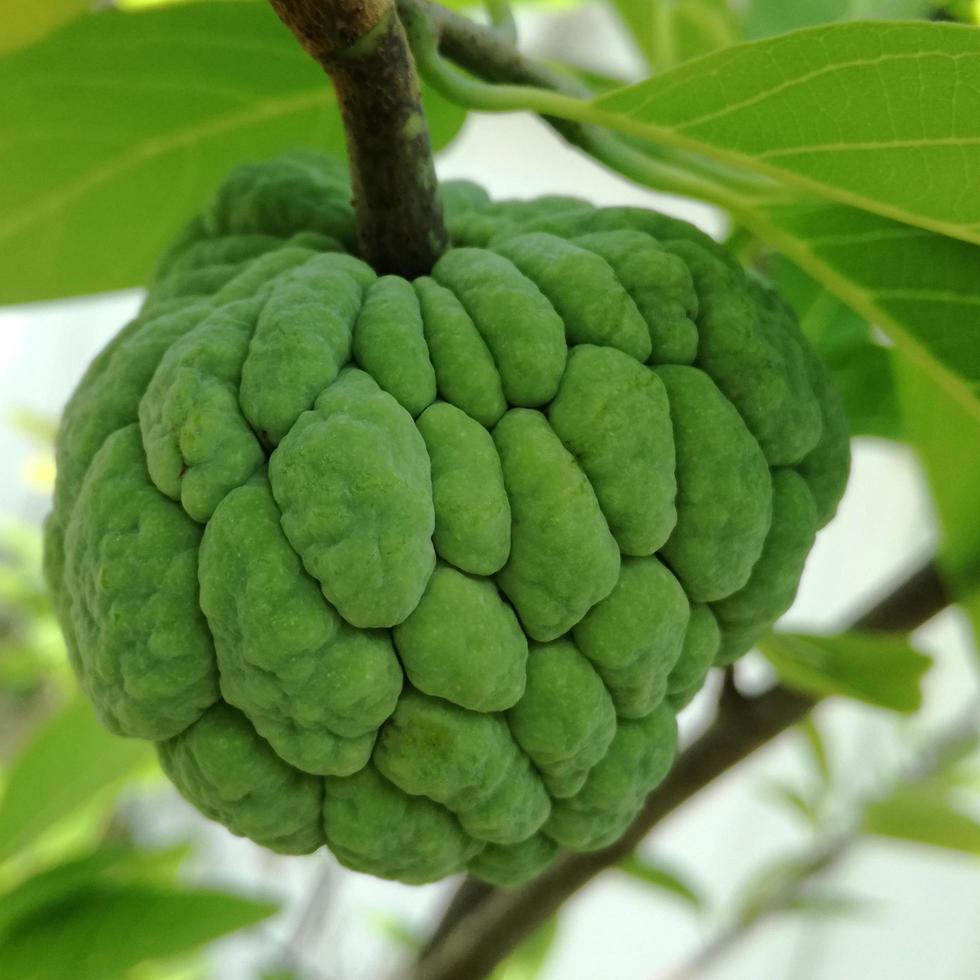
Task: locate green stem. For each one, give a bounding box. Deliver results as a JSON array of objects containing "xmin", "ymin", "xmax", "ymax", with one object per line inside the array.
[
  {"xmin": 401, "ymin": 8, "xmax": 583, "ymax": 115},
  {"xmin": 483, "ymin": 0, "xmax": 516, "ymax": 44},
  {"xmin": 580, "ymin": 130, "xmax": 747, "ymax": 213},
  {"xmin": 400, "ymin": 0, "xmax": 784, "ymax": 210}
]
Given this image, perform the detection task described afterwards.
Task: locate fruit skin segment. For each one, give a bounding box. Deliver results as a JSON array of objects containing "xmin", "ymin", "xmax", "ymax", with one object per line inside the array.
[{"xmin": 45, "ymin": 151, "xmax": 849, "ymax": 886}]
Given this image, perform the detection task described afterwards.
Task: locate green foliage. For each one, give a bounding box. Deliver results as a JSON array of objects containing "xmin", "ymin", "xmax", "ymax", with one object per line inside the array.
[
  {"xmin": 747, "ymin": 202, "xmax": 980, "ymax": 427},
  {"xmin": 772, "ymin": 256, "xmax": 902, "ymax": 441},
  {"xmin": 592, "ymin": 23, "xmax": 980, "ymax": 245},
  {"xmin": 897, "ymin": 356, "xmax": 980, "ymax": 640},
  {"xmin": 0, "ymin": 844, "xmax": 189, "ymax": 937},
  {"xmin": 742, "ymin": 0, "xmax": 933, "ymax": 39},
  {"xmin": 761, "ymin": 779, "xmax": 824, "ymax": 826},
  {"xmin": 0, "ymin": 525, "xmax": 66, "ymax": 695},
  {"xmin": 0, "ymin": 878, "xmax": 276, "ymax": 980},
  {"xmin": 0, "ymin": 0, "xmax": 87, "ymax": 55},
  {"xmin": 801, "ymin": 716, "xmax": 833, "ymax": 788},
  {"xmin": 759, "ymin": 632, "xmax": 931, "ymax": 712},
  {"xmin": 733, "ymin": 850, "xmax": 852, "ymax": 925},
  {"xmin": 0, "ymin": 697, "xmax": 152, "ymax": 860},
  {"xmin": 490, "ymin": 918, "xmax": 560, "ymax": 980},
  {"xmin": 0, "ymin": 680, "xmax": 275, "ymax": 980},
  {"xmin": 710, "ymin": 711, "xmax": 980, "ymax": 975},
  {"xmin": 758, "ymin": 719, "xmax": 837, "ymax": 828},
  {"xmin": 610, "ymin": 0, "xmax": 740, "ymax": 71},
  {"xmin": 616, "ymin": 854, "xmax": 706, "ymax": 909},
  {"xmin": 864, "ymin": 787, "xmax": 980, "ymax": 855},
  {"xmin": 0, "ymin": 2, "xmax": 464, "ymax": 305}
]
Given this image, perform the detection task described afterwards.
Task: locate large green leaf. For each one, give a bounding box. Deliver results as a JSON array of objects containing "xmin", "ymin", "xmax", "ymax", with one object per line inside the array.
[
  {"xmin": 0, "ymin": 850, "xmax": 125, "ymax": 938},
  {"xmin": 0, "ymin": 698, "xmax": 152, "ymax": 860},
  {"xmin": 771, "ymin": 254, "xmax": 902, "ymax": 440},
  {"xmin": 744, "ymin": 200, "xmax": 980, "ymax": 424},
  {"xmin": 591, "ymin": 22, "xmax": 980, "ymax": 244},
  {"xmin": 864, "ymin": 789, "xmax": 980, "ymax": 855},
  {"xmin": 0, "ymin": 881, "xmax": 277, "ymax": 979},
  {"xmin": 897, "ymin": 355, "xmax": 980, "ymax": 640},
  {"xmin": 0, "ymin": 1, "xmax": 88, "ymax": 56},
  {"xmin": 0, "ymin": 2, "xmax": 465, "ymax": 306},
  {"xmin": 759, "ymin": 632, "xmax": 931, "ymax": 712},
  {"xmin": 0, "ymin": 844, "xmax": 189, "ymax": 938}
]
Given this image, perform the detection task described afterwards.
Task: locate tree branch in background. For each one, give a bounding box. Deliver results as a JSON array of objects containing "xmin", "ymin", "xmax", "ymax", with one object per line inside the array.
[
  {"xmin": 413, "ymin": 560, "xmax": 950, "ymax": 980},
  {"xmin": 657, "ymin": 702, "xmax": 979, "ymax": 980},
  {"xmin": 268, "ymin": 0, "xmax": 448, "ymax": 276}
]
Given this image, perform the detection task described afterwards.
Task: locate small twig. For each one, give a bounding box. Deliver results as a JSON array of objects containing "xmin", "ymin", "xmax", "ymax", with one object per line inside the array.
[
  {"xmin": 657, "ymin": 704, "xmax": 980, "ymax": 980},
  {"xmin": 269, "ymin": 0, "xmax": 447, "ymax": 276},
  {"xmin": 412, "ymin": 560, "xmax": 950, "ymax": 980},
  {"xmin": 656, "ymin": 835, "xmax": 854, "ymax": 980},
  {"xmin": 287, "ymin": 857, "xmax": 337, "ymax": 958}
]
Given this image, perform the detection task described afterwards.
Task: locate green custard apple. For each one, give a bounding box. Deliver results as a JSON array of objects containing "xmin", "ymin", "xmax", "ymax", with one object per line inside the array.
[{"xmin": 44, "ymin": 152, "xmax": 849, "ymax": 886}]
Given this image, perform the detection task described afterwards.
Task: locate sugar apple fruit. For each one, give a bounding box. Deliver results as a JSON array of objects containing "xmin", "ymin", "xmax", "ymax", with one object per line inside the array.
[{"xmin": 45, "ymin": 152, "xmax": 849, "ymax": 886}]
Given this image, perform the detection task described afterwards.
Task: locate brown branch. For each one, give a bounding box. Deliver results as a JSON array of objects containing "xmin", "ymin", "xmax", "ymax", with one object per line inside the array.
[
  {"xmin": 412, "ymin": 559, "xmax": 950, "ymax": 980},
  {"xmin": 269, "ymin": 0, "xmax": 447, "ymax": 276}
]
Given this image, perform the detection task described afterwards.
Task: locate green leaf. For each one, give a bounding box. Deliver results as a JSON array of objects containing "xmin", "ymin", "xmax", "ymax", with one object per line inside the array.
[
  {"xmin": 745, "ymin": 200, "xmax": 980, "ymax": 426},
  {"xmin": 742, "ymin": 0, "xmax": 933, "ymax": 39},
  {"xmin": 784, "ymin": 889, "xmax": 876, "ymax": 918},
  {"xmin": 609, "ymin": 0, "xmax": 659, "ymax": 64},
  {"xmin": 591, "ymin": 22, "xmax": 980, "ymax": 244},
  {"xmin": 0, "ymin": 844, "xmax": 189, "ymax": 938},
  {"xmin": 491, "ymin": 918, "xmax": 559, "ymax": 980},
  {"xmin": 0, "ymin": 697, "xmax": 152, "ymax": 860},
  {"xmin": 769, "ymin": 254, "xmax": 865, "ymax": 355},
  {"xmin": 801, "ymin": 716, "xmax": 833, "ymax": 787},
  {"xmin": 760, "ymin": 780, "xmax": 822, "ymax": 825},
  {"xmin": 373, "ymin": 913, "xmax": 424, "ymax": 951},
  {"xmin": 771, "ymin": 254, "xmax": 902, "ymax": 440},
  {"xmin": 610, "ymin": 1, "xmax": 740, "ymax": 72},
  {"xmin": 616, "ymin": 854, "xmax": 705, "ymax": 909},
  {"xmin": 743, "ymin": 0, "xmax": 850, "ymax": 37},
  {"xmin": 0, "ymin": 0, "xmax": 88, "ymax": 56},
  {"xmin": 753, "ymin": 204, "xmax": 980, "ymax": 628},
  {"xmin": 864, "ymin": 789, "xmax": 980, "ymax": 855},
  {"xmin": 734, "ymin": 851, "xmax": 834, "ymax": 924},
  {"xmin": 0, "ymin": 2, "xmax": 465, "ymax": 306},
  {"xmin": 759, "ymin": 632, "xmax": 931, "ymax": 712},
  {"xmin": 0, "ymin": 850, "xmax": 124, "ymax": 938},
  {"xmin": 896, "ymin": 355, "xmax": 980, "ymax": 642},
  {"xmin": 0, "ymin": 882, "xmax": 277, "ymax": 980}
]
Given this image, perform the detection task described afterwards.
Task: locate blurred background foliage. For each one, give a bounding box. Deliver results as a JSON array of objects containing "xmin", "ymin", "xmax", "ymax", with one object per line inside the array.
[
  {"xmin": 2, "ymin": 1, "xmax": 980, "ymax": 978},
  {"xmin": 0, "ymin": 428, "xmax": 281, "ymax": 979}
]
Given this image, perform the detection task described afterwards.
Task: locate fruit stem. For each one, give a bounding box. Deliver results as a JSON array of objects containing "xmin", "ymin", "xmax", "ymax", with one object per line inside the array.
[{"xmin": 268, "ymin": 0, "xmax": 448, "ymax": 277}]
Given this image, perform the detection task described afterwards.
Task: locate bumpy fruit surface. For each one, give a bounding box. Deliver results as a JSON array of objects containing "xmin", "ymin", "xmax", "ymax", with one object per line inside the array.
[{"xmin": 45, "ymin": 152, "xmax": 849, "ymax": 885}]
